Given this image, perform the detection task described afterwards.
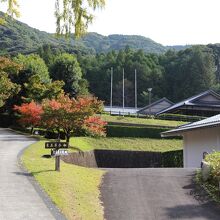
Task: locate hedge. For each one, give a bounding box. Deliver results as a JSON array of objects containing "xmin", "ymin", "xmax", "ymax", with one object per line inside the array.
[
  {"xmin": 156, "ymin": 113, "xmax": 206, "ymax": 122},
  {"xmin": 106, "ymin": 125, "xmax": 169, "ymax": 138},
  {"xmin": 162, "ymin": 150, "xmax": 183, "ymax": 167}
]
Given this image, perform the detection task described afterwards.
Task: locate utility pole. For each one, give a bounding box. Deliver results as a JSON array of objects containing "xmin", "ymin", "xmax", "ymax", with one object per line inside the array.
[{"xmin": 110, "ymin": 67, "xmax": 113, "ymax": 114}]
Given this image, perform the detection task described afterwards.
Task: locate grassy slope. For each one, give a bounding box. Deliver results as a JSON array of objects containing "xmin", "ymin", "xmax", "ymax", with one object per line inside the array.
[
  {"xmin": 71, "ymin": 137, "xmax": 183, "ymax": 152},
  {"xmin": 22, "ymin": 141, "xmax": 105, "ymax": 220},
  {"xmin": 101, "ymin": 115, "xmax": 186, "ymax": 127}
]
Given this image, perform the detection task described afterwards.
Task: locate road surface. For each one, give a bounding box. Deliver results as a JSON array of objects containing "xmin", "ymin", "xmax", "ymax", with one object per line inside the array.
[
  {"xmin": 0, "ymin": 128, "xmax": 62, "ymax": 220},
  {"xmin": 101, "ymin": 168, "xmax": 220, "ymax": 220}
]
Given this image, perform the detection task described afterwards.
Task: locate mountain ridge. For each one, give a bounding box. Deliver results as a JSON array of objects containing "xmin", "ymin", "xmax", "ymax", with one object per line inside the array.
[{"xmin": 0, "ymin": 11, "xmax": 190, "ymax": 55}]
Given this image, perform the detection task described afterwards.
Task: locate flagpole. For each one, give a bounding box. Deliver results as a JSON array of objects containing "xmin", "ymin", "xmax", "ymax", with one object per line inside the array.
[
  {"xmin": 110, "ymin": 67, "xmax": 113, "ymax": 114},
  {"xmin": 135, "ymin": 69, "xmax": 137, "ymax": 111},
  {"xmin": 123, "ymin": 68, "xmax": 125, "ymax": 116}
]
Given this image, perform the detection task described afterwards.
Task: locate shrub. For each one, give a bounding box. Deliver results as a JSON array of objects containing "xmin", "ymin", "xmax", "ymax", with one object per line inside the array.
[
  {"xmin": 205, "ymin": 151, "xmax": 220, "ymax": 184},
  {"xmin": 106, "ymin": 125, "xmax": 169, "ymax": 138},
  {"xmin": 162, "ymin": 150, "xmax": 183, "ymax": 167}
]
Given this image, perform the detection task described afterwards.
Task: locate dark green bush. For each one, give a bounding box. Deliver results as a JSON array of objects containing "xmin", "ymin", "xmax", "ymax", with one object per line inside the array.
[
  {"xmin": 106, "ymin": 125, "xmax": 169, "ymax": 138},
  {"xmin": 162, "ymin": 150, "xmax": 183, "ymax": 167},
  {"xmin": 0, "ymin": 113, "xmax": 18, "ymax": 127}
]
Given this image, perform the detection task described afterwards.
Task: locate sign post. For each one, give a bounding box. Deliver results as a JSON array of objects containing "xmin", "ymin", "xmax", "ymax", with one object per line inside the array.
[
  {"xmin": 55, "ymin": 155, "xmax": 60, "ymax": 171},
  {"xmin": 45, "ymin": 142, "xmax": 69, "ymax": 171}
]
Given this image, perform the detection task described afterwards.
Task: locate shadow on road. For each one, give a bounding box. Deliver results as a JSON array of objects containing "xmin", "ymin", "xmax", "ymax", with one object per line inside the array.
[
  {"xmin": 165, "ymin": 203, "xmax": 220, "ymax": 220},
  {"xmin": 13, "ymin": 170, "xmax": 54, "ymax": 176},
  {"xmin": 165, "ymin": 176, "xmax": 220, "ymax": 220}
]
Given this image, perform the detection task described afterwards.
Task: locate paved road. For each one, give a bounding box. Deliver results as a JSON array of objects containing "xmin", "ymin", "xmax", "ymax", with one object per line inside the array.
[
  {"xmin": 0, "ymin": 128, "xmax": 56, "ymax": 220},
  {"xmin": 101, "ymin": 168, "xmax": 220, "ymax": 220}
]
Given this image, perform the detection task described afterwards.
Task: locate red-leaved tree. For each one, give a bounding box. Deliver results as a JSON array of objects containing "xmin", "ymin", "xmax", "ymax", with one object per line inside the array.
[
  {"xmin": 14, "ymin": 101, "xmax": 43, "ymax": 133},
  {"xmin": 42, "ymin": 94, "xmax": 106, "ymax": 143},
  {"xmin": 83, "ymin": 116, "xmax": 107, "ymax": 137}
]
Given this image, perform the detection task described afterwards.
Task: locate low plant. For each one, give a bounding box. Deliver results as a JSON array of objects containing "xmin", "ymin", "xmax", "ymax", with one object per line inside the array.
[
  {"xmin": 205, "ymin": 151, "xmax": 220, "ymax": 183},
  {"xmin": 197, "ymin": 151, "xmax": 220, "ymax": 203}
]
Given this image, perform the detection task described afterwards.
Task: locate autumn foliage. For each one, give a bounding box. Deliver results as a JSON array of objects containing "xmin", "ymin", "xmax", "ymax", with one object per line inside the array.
[
  {"xmin": 14, "ymin": 101, "xmax": 43, "ymax": 131},
  {"xmin": 83, "ymin": 116, "xmax": 107, "ymax": 137},
  {"xmin": 42, "ymin": 94, "xmax": 106, "ymax": 142},
  {"xmin": 14, "ymin": 94, "xmax": 106, "ymax": 141}
]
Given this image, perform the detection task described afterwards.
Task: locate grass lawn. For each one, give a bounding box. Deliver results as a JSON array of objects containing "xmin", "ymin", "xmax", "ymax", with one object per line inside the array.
[
  {"xmin": 101, "ymin": 114, "xmax": 186, "ymax": 127},
  {"xmin": 22, "ymin": 141, "xmax": 105, "ymax": 220},
  {"xmin": 70, "ymin": 137, "xmax": 183, "ymax": 152}
]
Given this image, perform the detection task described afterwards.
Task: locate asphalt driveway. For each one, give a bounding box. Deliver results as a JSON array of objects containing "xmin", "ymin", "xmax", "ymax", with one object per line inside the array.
[
  {"xmin": 101, "ymin": 168, "xmax": 220, "ymax": 220},
  {"xmin": 0, "ymin": 128, "xmax": 62, "ymax": 220}
]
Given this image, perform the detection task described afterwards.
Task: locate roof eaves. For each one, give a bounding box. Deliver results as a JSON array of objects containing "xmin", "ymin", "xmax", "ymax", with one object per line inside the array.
[
  {"xmin": 157, "ymin": 90, "xmax": 220, "ymax": 115},
  {"xmin": 138, "ymin": 97, "xmax": 173, "ymax": 113},
  {"xmin": 161, "ymin": 120, "xmax": 220, "ymax": 137}
]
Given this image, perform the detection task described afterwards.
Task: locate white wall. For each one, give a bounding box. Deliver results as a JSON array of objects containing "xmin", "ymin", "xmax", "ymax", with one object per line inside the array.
[{"xmin": 183, "ymin": 127, "xmax": 220, "ymax": 168}]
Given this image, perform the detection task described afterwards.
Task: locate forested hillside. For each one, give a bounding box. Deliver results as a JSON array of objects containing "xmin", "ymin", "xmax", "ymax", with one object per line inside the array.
[
  {"xmin": 0, "ymin": 11, "xmax": 187, "ymax": 55},
  {"xmin": 78, "ymin": 45, "xmax": 220, "ymax": 106}
]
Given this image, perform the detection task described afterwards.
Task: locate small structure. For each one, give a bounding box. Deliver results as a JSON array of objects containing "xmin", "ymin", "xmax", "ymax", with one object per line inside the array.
[
  {"xmin": 157, "ymin": 90, "xmax": 220, "ymax": 117},
  {"xmin": 161, "ymin": 114, "xmax": 220, "ymax": 168},
  {"xmin": 137, "ymin": 97, "xmax": 173, "ymax": 115}
]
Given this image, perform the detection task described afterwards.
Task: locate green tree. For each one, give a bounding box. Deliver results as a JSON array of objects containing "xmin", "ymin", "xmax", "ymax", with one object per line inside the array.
[
  {"xmin": 2, "ymin": 54, "xmax": 52, "ymax": 108},
  {"xmin": 0, "ymin": 56, "xmax": 20, "ymax": 107},
  {"xmin": 0, "ymin": 72, "xmax": 20, "ymax": 107},
  {"xmin": 161, "ymin": 46, "xmax": 216, "ymax": 102},
  {"xmin": 50, "ymin": 53, "xmax": 88, "ymax": 96},
  {"xmin": 37, "ymin": 44, "xmax": 56, "ymax": 67},
  {"xmin": 24, "ymin": 75, "xmax": 64, "ymax": 102},
  {"xmin": 13, "ymin": 54, "xmax": 50, "ymax": 84}
]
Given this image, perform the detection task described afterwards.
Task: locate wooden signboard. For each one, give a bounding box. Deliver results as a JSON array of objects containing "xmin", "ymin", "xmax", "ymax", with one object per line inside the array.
[
  {"xmin": 45, "ymin": 142, "xmax": 69, "ymax": 171},
  {"xmin": 45, "ymin": 142, "xmax": 68, "ymax": 149}
]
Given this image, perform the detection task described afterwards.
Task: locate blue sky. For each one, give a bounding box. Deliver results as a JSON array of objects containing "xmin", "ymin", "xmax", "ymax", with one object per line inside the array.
[{"xmin": 1, "ymin": 0, "xmax": 220, "ymax": 46}]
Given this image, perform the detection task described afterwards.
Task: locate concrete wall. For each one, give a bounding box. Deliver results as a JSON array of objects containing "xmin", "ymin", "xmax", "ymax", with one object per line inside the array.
[
  {"xmin": 61, "ymin": 149, "xmax": 183, "ymax": 168},
  {"xmin": 183, "ymin": 126, "xmax": 220, "ymax": 168}
]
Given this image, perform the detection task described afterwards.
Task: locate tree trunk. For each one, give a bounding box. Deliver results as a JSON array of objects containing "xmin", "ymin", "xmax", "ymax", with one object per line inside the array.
[
  {"xmin": 66, "ymin": 132, "xmax": 70, "ymax": 143},
  {"xmin": 31, "ymin": 127, "xmax": 34, "ymax": 134},
  {"xmin": 57, "ymin": 129, "xmax": 60, "ymax": 142}
]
